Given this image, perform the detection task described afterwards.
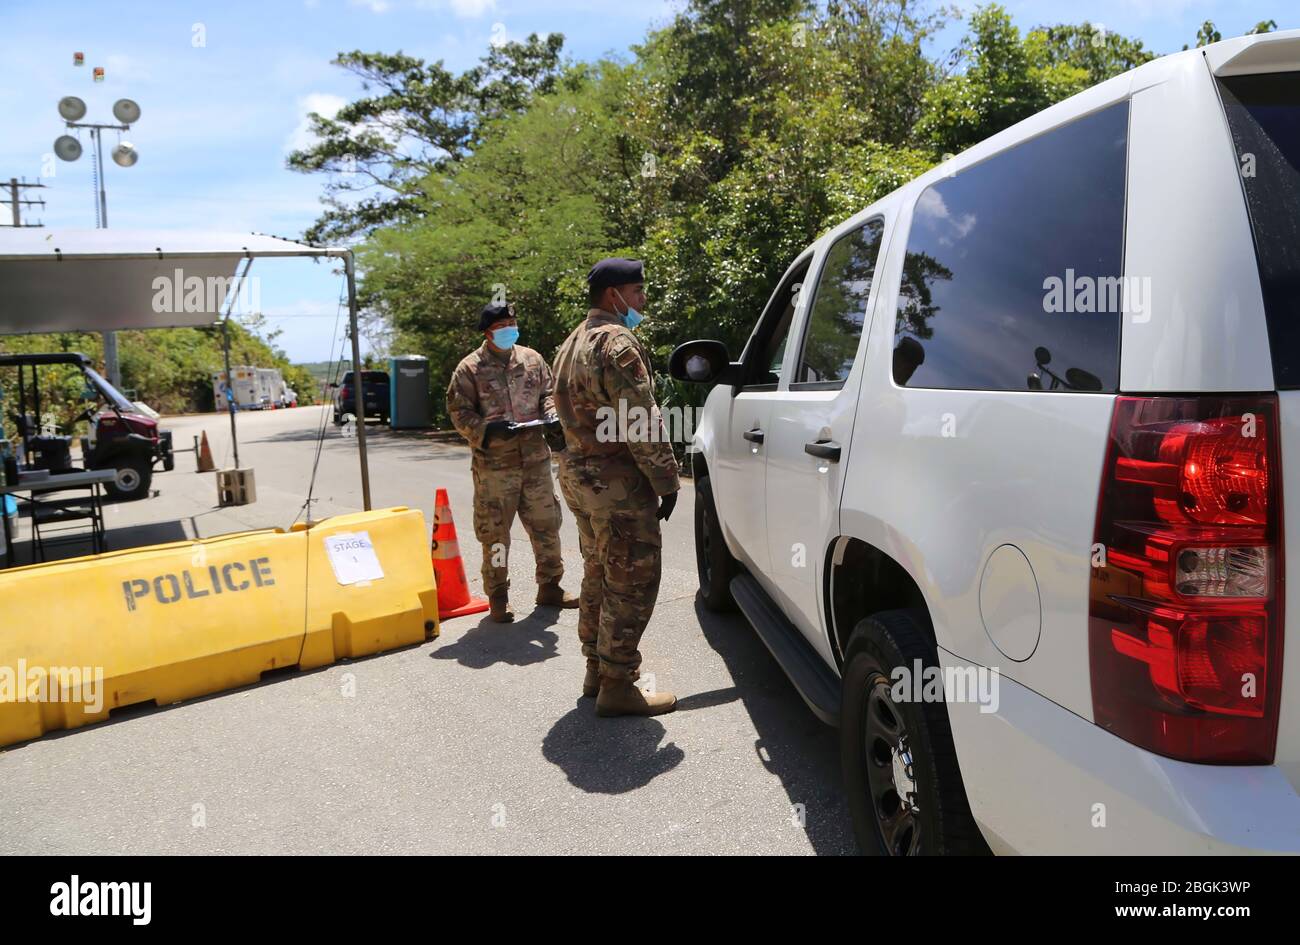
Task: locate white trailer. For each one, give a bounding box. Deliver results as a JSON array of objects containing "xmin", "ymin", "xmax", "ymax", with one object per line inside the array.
[{"xmin": 212, "ymin": 366, "xmax": 261, "ymax": 410}]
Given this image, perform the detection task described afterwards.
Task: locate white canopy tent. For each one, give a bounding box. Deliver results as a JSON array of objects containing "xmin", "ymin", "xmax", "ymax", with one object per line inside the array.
[{"xmin": 0, "ymin": 229, "xmax": 372, "ymax": 509}]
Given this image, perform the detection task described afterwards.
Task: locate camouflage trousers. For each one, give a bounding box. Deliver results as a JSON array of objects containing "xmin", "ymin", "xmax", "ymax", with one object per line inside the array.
[
  {"xmin": 558, "ymin": 460, "xmax": 662, "ymax": 681},
  {"xmin": 471, "ymin": 456, "xmax": 564, "ymax": 596}
]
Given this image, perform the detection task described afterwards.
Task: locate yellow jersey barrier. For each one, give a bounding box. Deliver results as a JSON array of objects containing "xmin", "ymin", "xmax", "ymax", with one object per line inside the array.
[{"xmin": 0, "ymin": 506, "xmax": 439, "ymax": 747}]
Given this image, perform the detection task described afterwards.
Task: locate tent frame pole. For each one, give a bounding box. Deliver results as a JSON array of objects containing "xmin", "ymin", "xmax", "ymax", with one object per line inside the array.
[
  {"xmin": 345, "ymin": 252, "xmax": 371, "ymax": 511},
  {"xmin": 222, "ymin": 316, "xmax": 238, "ymax": 469},
  {"xmin": 221, "ymin": 257, "xmax": 255, "ymax": 471}
]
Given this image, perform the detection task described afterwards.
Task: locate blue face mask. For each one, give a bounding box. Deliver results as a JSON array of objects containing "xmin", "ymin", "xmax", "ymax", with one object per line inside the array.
[
  {"xmin": 491, "ymin": 326, "xmax": 520, "ymax": 349},
  {"xmin": 614, "ymin": 290, "xmax": 644, "ymax": 330}
]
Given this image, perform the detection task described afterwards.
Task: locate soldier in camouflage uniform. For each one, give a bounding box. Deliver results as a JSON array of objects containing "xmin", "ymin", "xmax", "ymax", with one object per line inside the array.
[
  {"xmin": 552, "ymin": 258, "xmax": 680, "ymax": 717},
  {"xmin": 447, "ymin": 302, "xmax": 579, "ymax": 622}
]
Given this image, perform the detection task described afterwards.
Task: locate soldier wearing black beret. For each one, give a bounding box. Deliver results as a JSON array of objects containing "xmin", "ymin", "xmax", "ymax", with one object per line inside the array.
[{"xmin": 550, "ymin": 257, "xmax": 681, "ymax": 716}]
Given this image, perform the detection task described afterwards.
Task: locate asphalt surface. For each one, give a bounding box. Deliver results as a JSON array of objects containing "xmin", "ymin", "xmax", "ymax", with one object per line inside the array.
[{"xmin": 0, "ymin": 406, "xmax": 854, "ymax": 854}]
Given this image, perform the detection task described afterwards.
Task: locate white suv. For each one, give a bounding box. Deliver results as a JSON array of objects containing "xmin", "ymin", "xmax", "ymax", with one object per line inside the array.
[{"xmin": 669, "ymin": 31, "xmax": 1300, "ymax": 855}]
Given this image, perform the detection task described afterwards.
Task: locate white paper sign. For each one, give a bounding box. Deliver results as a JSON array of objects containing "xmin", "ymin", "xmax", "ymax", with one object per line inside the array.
[{"xmin": 324, "ymin": 531, "xmax": 384, "ymax": 586}]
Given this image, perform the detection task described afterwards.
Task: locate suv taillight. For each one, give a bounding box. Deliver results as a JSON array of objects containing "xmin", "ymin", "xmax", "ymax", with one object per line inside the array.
[
  {"xmin": 340, "ymin": 385, "xmax": 351, "ymax": 400},
  {"xmin": 1089, "ymin": 395, "xmax": 1284, "ymax": 764}
]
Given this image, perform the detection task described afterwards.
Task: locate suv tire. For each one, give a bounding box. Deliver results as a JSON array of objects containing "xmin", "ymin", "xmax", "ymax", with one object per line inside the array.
[
  {"xmin": 694, "ymin": 475, "xmax": 738, "ymax": 612},
  {"xmin": 840, "ymin": 609, "xmax": 989, "ymax": 856}
]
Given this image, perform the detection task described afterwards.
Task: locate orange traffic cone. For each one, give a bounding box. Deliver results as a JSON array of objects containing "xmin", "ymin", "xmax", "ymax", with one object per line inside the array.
[
  {"xmin": 431, "ymin": 488, "xmax": 489, "ymax": 620},
  {"xmin": 196, "ymin": 431, "xmax": 216, "ymax": 473}
]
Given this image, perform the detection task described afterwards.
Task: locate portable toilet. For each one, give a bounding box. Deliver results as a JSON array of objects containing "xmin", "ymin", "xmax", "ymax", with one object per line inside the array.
[{"xmin": 389, "ymin": 356, "xmax": 431, "ymax": 429}]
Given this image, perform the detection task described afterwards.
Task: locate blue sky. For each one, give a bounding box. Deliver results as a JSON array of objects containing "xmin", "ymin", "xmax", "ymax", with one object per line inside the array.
[{"xmin": 0, "ymin": 0, "xmax": 1290, "ymax": 362}]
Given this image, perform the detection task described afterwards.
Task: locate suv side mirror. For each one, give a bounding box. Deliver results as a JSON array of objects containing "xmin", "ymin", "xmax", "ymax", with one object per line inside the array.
[{"xmin": 668, "ymin": 340, "xmax": 741, "ymax": 387}]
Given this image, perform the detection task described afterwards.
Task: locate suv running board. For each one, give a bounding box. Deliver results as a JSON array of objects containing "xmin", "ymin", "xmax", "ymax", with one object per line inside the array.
[{"xmin": 730, "ymin": 574, "xmax": 840, "ymax": 727}]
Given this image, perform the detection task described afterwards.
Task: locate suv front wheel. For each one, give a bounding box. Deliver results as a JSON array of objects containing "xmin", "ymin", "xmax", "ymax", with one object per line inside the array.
[
  {"xmin": 840, "ymin": 609, "xmax": 989, "ymax": 856},
  {"xmin": 694, "ymin": 475, "xmax": 738, "ymax": 612}
]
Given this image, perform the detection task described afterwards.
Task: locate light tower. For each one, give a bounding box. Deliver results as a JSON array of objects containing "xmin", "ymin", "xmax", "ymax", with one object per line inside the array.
[{"xmin": 54, "ymin": 95, "xmax": 141, "ymax": 387}]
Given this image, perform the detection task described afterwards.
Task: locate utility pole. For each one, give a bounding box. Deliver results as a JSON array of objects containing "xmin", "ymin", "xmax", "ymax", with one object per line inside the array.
[{"xmin": 1, "ymin": 178, "xmax": 46, "ymax": 227}]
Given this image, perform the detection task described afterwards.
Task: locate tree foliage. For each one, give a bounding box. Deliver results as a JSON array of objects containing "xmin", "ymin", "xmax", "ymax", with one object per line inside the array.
[
  {"xmin": 295, "ymin": 1, "xmax": 1244, "ymax": 426},
  {"xmin": 286, "ymin": 36, "xmax": 568, "ymax": 244}
]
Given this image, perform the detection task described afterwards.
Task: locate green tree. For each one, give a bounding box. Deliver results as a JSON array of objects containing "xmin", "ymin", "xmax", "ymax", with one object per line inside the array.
[
  {"xmin": 324, "ymin": 0, "xmax": 1160, "ymax": 428},
  {"xmin": 287, "ymin": 36, "xmax": 568, "ymax": 243},
  {"xmin": 1034, "ymin": 22, "xmax": 1154, "ymax": 85},
  {"xmin": 914, "ymin": 5, "xmax": 1152, "ymax": 157}
]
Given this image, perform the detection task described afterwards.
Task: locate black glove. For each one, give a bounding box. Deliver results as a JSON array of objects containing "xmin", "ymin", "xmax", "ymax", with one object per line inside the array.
[
  {"xmin": 543, "ymin": 416, "xmax": 566, "ymax": 452},
  {"xmin": 483, "ymin": 419, "xmax": 517, "ymax": 445},
  {"xmin": 657, "ymin": 491, "xmax": 678, "ymax": 521}
]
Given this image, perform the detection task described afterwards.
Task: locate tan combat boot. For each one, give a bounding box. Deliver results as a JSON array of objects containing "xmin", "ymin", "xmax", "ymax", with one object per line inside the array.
[
  {"xmin": 596, "ymin": 677, "xmax": 677, "ymax": 717},
  {"xmin": 489, "ymin": 591, "xmax": 514, "ymax": 623},
  {"xmin": 536, "ymin": 582, "xmax": 580, "ymax": 608},
  {"xmin": 582, "ymin": 660, "xmax": 601, "ymax": 698}
]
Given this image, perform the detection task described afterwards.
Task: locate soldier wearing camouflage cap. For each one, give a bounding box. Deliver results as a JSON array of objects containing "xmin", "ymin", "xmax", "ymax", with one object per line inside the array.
[
  {"xmin": 552, "ymin": 258, "xmax": 681, "ymax": 717},
  {"xmin": 447, "ymin": 302, "xmax": 579, "ymax": 622}
]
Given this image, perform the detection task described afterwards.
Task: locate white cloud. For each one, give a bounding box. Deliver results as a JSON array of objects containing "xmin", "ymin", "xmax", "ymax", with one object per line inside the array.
[
  {"xmin": 350, "ymin": 0, "xmax": 392, "ymax": 12},
  {"xmin": 915, "ymin": 188, "xmax": 976, "ymax": 244},
  {"xmin": 285, "ymin": 92, "xmax": 348, "ymax": 155}
]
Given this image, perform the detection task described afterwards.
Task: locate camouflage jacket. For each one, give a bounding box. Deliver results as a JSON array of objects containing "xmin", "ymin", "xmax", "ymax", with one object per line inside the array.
[
  {"xmin": 446, "ymin": 342, "xmax": 555, "ymax": 469},
  {"xmin": 552, "ymin": 309, "xmax": 680, "ymax": 497}
]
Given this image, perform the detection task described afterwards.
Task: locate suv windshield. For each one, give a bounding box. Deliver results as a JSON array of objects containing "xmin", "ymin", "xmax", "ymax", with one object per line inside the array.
[{"xmin": 1218, "ymin": 72, "xmax": 1300, "ymax": 388}]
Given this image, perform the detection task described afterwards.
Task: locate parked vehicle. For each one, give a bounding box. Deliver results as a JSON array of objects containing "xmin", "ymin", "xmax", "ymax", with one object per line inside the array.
[
  {"xmin": 0, "ymin": 352, "xmax": 174, "ymax": 501},
  {"xmin": 212, "ymin": 366, "xmax": 290, "ymax": 411},
  {"xmin": 212, "ymin": 367, "xmax": 261, "ymax": 410},
  {"xmin": 671, "ymin": 31, "xmax": 1300, "ymax": 855},
  {"xmin": 331, "ymin": 370, "xmax": 390, "ymax": 426}
]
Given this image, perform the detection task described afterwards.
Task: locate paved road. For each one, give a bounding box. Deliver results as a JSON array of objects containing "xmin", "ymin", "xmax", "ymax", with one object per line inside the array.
[{"xmin": 0, "ymin": 406, "xmax": 854, "ymax": 854}]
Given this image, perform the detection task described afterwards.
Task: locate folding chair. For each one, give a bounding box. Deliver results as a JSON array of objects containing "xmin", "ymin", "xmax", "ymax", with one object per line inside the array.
[{"xmin": 30, "ymin": 495, "xmax": 104, "ymax": 562}]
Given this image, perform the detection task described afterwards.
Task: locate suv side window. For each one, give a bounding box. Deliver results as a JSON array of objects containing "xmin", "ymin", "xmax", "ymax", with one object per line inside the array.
[
  {"xmin": 1218, "ymin": 72, "xmax": 1300, "ymax": 389},
  {"xmin": 794, "ymin": 218, "xmax": 885, "ymax": 388},
  {"xmin": 892, "ymin": 100, "xmax": 1128, "ymax": 392},
  {"xmin": 741, "ymin": 258, "xmax": 811, "ymax": 389}
]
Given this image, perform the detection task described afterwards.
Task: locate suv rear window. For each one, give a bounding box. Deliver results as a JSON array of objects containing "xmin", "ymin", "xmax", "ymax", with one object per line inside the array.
[
  {"xmin": 892, "ymin": 101, "xmax": 1129, "ymax": 392},
  {"xmin": 1218, "ymin": 72, "xmax": 1300, "ymax": 389}
]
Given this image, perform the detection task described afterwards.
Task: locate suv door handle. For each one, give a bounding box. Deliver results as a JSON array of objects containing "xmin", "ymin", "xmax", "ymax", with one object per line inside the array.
[
  {"xmin": 743, "ymin": 429, "xmax": 765, "ymax": 444},
  {"xmin": 804, "ymin": 440, "xmax": 841, "ymax": 462}
]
